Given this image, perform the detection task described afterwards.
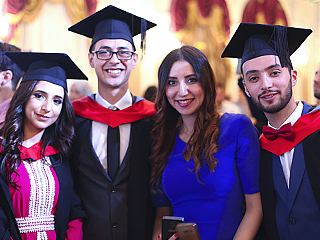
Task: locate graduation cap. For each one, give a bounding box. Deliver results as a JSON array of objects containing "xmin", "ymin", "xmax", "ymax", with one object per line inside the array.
[
  {"xmin": 221, "ymin": 23, "xmax": 312, "ymax": 70},
  {"xmin": 5, "ymin": 52, "xmax": 88, "ymax": 90},
  {"xmin": 68, "ymin": 5, "xmax": 156, "ymax": 52}
]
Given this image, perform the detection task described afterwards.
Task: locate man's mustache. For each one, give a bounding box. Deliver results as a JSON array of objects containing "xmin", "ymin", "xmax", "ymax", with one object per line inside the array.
[{"xmin": 258, "ymin": 90, "xmax": 281, "ymax": 99}]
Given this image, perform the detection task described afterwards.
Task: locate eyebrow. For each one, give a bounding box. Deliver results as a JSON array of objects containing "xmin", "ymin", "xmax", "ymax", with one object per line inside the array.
[
  {"xmin": 245, "ymin": 63, "xmax": 281, "ymax": 77},
  {"xmin": 99, "ymin": 46, "xmax": 131, "ymax": 51},
  {"xmin": 185, "ymin": 74, "xmax": 197, "ymax": 79},
  {"xmin": 34, "ymin": 90, "xmax": 63, "ymax": 99},
  {"xmin": 168, "ymin": 73, "xmax": 196, "ymax": 79}
]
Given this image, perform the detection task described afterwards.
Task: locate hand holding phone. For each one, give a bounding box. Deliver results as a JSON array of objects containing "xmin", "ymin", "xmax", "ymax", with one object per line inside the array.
[
  {"xmin": 175, "ymin": 222, "xmax": 201, "ymax": 240},
  {"xmin": 162, "ymin": 216, "xmax": 184, "ymax": 240}
]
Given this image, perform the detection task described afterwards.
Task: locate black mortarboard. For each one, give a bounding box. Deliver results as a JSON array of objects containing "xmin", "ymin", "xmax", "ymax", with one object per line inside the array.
[
  {"xmin": 68, "ymin": 5, "xmax": 156, "ymax": 52},
  {"xmin": 221, "ymin": 23, "xmax": 312, "ymax": 70},
  {"xmin": 5, "ymin": 52, "xmax": 88, "ymax": 90}
]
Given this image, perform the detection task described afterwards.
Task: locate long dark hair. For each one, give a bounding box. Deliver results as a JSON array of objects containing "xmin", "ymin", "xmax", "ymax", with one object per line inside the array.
[
  {"xmin": 0, "ymin": 80, "xmax": 75, "ymax": 186},
  {"xmin": 150, "ymin": 45, "xmax": 220, "ymax": 187}
]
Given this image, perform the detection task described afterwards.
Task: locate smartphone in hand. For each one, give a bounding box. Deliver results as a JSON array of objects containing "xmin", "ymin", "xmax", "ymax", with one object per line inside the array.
[
  {"xmin": 162, "ymin": 216, "xmax": 184, "ymax": 240},
  {"xmin": 175, "ymin": 222, "xmax": 201, "ymax": 240}
]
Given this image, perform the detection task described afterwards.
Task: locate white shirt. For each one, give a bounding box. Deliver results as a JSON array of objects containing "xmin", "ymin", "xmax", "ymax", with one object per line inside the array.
[
  {"xmin": 268, "ymin": 101, "xmax": 303, "ymax": 188},
  {"xmin": 92, "ymin": 90, "xmax": 131, "ymax": 171}
]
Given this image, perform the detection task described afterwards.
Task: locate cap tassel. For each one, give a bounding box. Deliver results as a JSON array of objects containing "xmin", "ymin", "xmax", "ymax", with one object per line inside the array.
[
  {"xmin": 274, "ymin": 25, "xmax": 292, "ymax": 69},
  {"xmin": 140, "ymin": 18, "xmax": 147, "ymax": 59}
]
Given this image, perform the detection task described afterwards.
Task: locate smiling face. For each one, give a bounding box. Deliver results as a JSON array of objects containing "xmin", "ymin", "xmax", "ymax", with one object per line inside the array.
[
  {"xmin": 88, "ymin": 39, "xmax": 138, "ymax": 92},
  {"xmin": 242, "ymin": 55, "xmax": 297, "ymax": 114},
  {"xmin": 24, "ymin": 81, "xmax": 64, "ymax": 137},
  {"xmin": 165, "ymin": 60, "xmax": 204, "ymax": 121}
]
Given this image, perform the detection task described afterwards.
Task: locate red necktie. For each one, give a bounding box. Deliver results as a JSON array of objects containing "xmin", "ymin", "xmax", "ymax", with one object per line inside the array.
[{"xmin": 263, "ymin": 123, "xmax": 295, "ymax": 142}]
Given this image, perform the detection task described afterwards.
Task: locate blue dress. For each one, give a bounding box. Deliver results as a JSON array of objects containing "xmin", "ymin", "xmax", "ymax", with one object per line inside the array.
[{"xmin": 152, "ymin": 113, "xmax": 260, "ymax": 240}]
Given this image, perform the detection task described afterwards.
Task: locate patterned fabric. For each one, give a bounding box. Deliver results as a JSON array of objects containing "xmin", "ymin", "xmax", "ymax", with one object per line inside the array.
[{"xmin": 9, "ymin": 157, "xmax": 59, "ymax": 240}]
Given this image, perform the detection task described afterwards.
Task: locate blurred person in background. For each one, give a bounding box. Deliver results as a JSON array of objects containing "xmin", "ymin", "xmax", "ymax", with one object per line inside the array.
[
  {"xmin": 144, "ymin": 85, "xmax": 157, "ymax": 103},
  {"xmin": 0, "ymin": 42, "xmax": 24, "ymax": 123},
  {"xmin": 313, "ymin": 63, "xmax": 320, "ymax": 106},
  {"xmin": 216, "ymin": 82, "xmax": 242, "ymax": 114},
  {"xmin": 69, "ymin": 81, "xmax": 93, "ymax": 101}
]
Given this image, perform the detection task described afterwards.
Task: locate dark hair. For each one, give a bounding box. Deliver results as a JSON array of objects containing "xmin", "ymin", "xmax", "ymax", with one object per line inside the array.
[
  {"xmin": 150, "ymin": 45, "xmax": 220, "ymax": 187},
  {"xmin": 0, "ymin": 80, "xmax": 75, "ymax": 187},
  {"xmin": 0, "ymin": 42, "xmax": 24, "ymax": 90},
  {"xmin": 143, "ymin": 86, "xmax": 157, "ymax": 102}
]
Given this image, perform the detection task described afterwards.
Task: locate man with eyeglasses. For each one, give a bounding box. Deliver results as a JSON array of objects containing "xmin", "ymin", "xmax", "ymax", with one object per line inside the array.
[
  {"xmin": 68, "ymin": 5, "xmax": 157, "ymax": 240},
  {"xmin": 0, "ymin": 42, "xmax": 24, "ymax": 123}
]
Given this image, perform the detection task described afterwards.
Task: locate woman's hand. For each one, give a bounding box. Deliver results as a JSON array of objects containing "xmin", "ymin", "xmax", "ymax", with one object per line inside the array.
[
  {"xmin": 152, "ymin": 206, "xmax": 173, "ymax": 240},
  {"xmin": 157, "ymin": 233, "xmax": 178, "ymax": 240}
]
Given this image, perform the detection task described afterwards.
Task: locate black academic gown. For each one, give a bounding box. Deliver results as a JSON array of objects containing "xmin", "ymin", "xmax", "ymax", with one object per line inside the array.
[
  {"xmin": 70, "ymin": 97, "xmax": 155, "ymax": 240},
  {"xmin": 260, "ymin": 103, "xmax": 320, "ymax": 240},
  {"xmin": 0, "ymin": 153, "xmax": 86, "ymax": 240}
]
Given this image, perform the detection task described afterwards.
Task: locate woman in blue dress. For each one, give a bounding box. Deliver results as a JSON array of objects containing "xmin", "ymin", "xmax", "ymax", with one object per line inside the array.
[{"xmin": 151, "ymin": 45, "xmax": 262, "ymax": 240}]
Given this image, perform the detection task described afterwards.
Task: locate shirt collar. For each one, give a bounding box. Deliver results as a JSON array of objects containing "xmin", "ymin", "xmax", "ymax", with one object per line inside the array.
[
  {"xmin": 268, "ymin": 101, "xmax": 303, "ymax": 129},
  {"xmin": 96, "ymin": 89, "xmax": 132, "ymax": 110}
]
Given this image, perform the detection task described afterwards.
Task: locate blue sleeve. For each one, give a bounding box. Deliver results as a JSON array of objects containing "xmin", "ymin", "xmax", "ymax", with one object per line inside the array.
[
  {"xmin": 151, "ymin": 181, "xmax": 171, "ymax": 207},
  {"xmin": 235, "ymin": 114, "xmax": 261, "ymax": 194}
]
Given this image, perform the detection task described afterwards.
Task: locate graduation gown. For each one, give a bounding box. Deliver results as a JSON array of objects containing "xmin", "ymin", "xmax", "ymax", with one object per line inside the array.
[
  {"xmin": 70, "ymin": 95, "xmax": 156, "ymax": 240},
  {"xmin": 0, "ymin": 153, "xmax": 86, "ymax": 240},
  {"xmin": 260, "ymin": 102, "xmax": 320, "ymax": 240}
]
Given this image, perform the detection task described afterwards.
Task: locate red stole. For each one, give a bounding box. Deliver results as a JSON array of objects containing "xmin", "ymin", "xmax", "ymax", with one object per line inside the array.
[
  {"xmin": 72, "ymin": 96, "xmax": 156, "ymax": 128},
  {"xmin": 260, "ymin": 109, "xmax": 320, "ymax": 156}
]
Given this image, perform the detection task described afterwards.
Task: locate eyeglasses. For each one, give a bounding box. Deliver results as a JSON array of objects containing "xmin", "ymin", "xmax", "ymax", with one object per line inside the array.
[{"xmin": 92, "ymin": 49, "xmax": 135, "ymax": 60}]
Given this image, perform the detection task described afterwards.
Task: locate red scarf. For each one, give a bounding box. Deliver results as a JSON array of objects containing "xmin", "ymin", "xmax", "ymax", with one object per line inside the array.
[
  {"xmin": 72, "ymin": 96, "xmax": 156, "ymax": 128},
  {"xmin": 0, "ymin": 141, "xmax": 60, "ymax": 160},
  {"xmin": 260, "ymin": 109, "xmax": 320, "ymax": 156}
]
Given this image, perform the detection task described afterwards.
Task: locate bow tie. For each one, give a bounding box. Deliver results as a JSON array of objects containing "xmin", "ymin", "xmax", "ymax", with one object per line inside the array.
[{"xmin": 263, "ymin": 123, "xmax": 295, "ymax": 142}]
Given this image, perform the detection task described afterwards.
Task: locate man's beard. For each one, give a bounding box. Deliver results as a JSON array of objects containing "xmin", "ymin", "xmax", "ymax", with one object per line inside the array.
[
  {"xmin": 314, "ymin": 91, "xmax": 320, "ymax": 100},
  {"xmin": 250, "ymin": 78, "xmax": 293, "ymax": 114},
  {"xmin": 314, "ymin": 84, "xmax": 320, "ymax": 99}
]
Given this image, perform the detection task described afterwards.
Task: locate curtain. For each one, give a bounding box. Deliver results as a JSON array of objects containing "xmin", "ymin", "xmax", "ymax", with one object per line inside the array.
[
  {"xmin": 170, "ymin": 0, "xmax": 231, "ymax": 84},
  {"xmin": 242, "ymin": 0, "xmax": 288, "ymax": 26},
  {"xmin": 2, "ymin": 0, "xmax": 97, "ymax": 42}
]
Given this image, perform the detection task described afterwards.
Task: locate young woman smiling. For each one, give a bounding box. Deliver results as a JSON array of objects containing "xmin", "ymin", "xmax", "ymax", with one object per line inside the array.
[
  {"xmin": 151, "ymin": 45, "xmax": 262, "ymax": 240},
  {"xmin": 0, "ymin": 52, "xmax": 87, "ymax": 240}
]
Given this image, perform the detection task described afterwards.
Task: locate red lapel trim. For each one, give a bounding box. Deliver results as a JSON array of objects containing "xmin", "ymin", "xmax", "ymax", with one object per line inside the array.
[
  {"xmin": 260, "ymin": 109, "xmax": 320, "ymax": 156},
  {"xmin": 0, "ymin": 141, "xmax": 60, "ymax": 160},
  {"xmin": 72, "ymin": 96, "xmax": 156, "ymax": 127}
]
